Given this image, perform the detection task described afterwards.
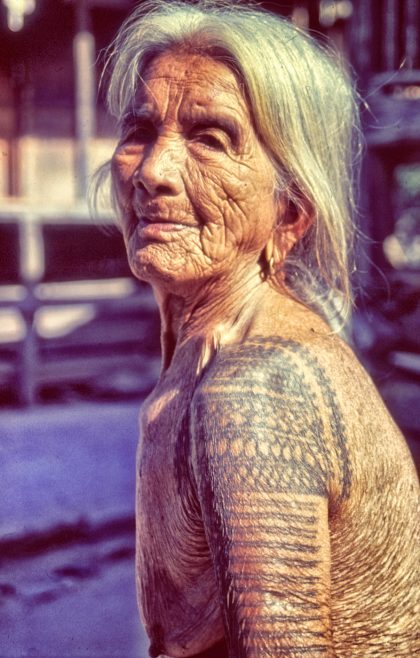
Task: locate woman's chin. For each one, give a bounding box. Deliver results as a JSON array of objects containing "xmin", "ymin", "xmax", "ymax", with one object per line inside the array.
[{"xmin": 129, "ymin": 252, "xmax": 199, "ymax": 291}]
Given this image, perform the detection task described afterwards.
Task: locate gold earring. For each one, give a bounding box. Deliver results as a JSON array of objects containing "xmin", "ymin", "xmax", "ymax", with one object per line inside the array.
[{"xmin": 264, "ymin": 241, "xmax": 276, "ymax": 279}]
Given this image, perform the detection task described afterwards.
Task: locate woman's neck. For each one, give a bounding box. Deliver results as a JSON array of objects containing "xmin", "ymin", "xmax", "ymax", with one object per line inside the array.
[{"xmin": 152, "ymin": 264, "xmax": 273, "ymax": 370}]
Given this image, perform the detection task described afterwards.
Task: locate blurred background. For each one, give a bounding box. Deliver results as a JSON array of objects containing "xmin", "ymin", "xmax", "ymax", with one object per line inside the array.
[{"xmin": 0, "ymin": 1, "xmax": 419, "ymax": 656}]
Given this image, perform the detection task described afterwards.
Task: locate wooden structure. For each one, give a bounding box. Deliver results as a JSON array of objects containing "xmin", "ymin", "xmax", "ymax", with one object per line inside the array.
[{"xmin": 0, "ymin": 212, "xmax": 160, "ymax": 404}]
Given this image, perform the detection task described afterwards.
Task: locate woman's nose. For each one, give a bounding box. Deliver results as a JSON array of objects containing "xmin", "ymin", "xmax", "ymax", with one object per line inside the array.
[{"xmin": 132, "ymin": 139, "xmax": 183, "ymax": 197}]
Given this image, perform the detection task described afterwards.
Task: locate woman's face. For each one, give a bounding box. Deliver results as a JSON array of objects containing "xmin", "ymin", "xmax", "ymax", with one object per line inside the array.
[{"xmin": 111, "ymin": 51, "xmax": 278, "ymax": 290}]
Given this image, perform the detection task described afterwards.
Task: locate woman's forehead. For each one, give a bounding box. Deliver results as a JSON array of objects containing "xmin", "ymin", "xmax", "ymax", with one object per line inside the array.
[{"xmin": 135, "ymin": 51, "xmax": 248, "ymax": 110}]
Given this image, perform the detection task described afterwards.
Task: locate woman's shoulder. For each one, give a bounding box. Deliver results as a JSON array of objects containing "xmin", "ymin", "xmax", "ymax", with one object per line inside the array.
[
  {"xmin": 201, "ymin": 327, "xmax": 359, "ymax": 390},
  {"xmin": 226, "ymin": 289, "xmax": 364, "ymax": 378},
  {"xmin": 193, "ymin": 323, "xmax": 417, "ymax": 508},
  {"xmin": 193, "ymin": 289, "xmax": 394, "ymax": 447},
  {"xmin": 191, "ymin": 331, "xmax": 355, "ymax": 504}
]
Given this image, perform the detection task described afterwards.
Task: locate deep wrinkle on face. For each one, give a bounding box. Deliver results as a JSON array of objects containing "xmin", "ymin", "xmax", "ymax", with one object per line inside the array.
[{"xmin": 111, "ymin": 52, "xmax": 278, "ymax": 292}]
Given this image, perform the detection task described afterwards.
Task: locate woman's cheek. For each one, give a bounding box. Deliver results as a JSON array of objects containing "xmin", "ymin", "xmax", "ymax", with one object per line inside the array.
[
  {"xmin": 111, "ymin": 145, "xmax": 140, "ymax": 192},
  {"xmin": 185, "ymin": 174, "xmax": 239, "ymax": 262},
  {"xmin": 110, "ymin": 152, "xmax": 137, "ymax": 230},
  {"xmin": 199, "ymin": 221, "xmax": 235, "ymax": 263}
]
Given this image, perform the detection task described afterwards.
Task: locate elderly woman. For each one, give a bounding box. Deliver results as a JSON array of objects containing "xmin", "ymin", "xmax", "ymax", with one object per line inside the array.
[{"xmin": 104, "ymin": 1, "xmax": 419, "ymax": 656}]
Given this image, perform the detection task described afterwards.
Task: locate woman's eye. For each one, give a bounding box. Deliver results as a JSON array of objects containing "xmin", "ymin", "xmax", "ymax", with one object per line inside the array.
[
  {"xmin": 122, "ymin": 122, "xmax": 156, "ymax": 144},
  {"xmin": 194, "ymin": 132, "xmax": 225, "ymax": 151}
]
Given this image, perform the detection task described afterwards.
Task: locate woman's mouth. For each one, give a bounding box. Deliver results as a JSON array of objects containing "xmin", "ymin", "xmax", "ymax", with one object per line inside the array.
[{"xmin": 137, "ymin": 215, "xmax": 192, "ymax": 240}]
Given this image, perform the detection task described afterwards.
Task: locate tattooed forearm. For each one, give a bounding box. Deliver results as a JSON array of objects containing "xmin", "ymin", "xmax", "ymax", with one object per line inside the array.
[{"xmin": 191, "ymin": 337, "xmax": 350, "ymax": 657}]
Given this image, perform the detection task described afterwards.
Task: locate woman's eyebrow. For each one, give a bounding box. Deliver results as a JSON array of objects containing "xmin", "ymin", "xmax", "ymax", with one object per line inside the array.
[
  {"xmin": 120, "ymin": 106, "xmax": 157, "ymax": 128},
  {"xmin": 186, "ymin": 113, "xmax": 241, "ymax": 143}
]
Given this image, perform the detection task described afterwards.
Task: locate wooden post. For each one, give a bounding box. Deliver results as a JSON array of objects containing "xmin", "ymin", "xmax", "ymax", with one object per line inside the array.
[
  {"xmin": 74, "ymin": 0, "xmax": 96, "ymax": 201},
  {"xmin": 383, "ymin": 0, "xmax": 398, "ymax": 71},
  {"xmin": 17, "ymin": 217, "xmax": 43, "ymax": 406}
]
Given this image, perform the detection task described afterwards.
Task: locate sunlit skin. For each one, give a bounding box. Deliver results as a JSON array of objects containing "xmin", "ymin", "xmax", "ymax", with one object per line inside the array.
[
  {"xmin": 112, "ymin": 53, "xmax": 419, "ymax": 658},
  {"xmin": 111, "ymin": 53, "xmax": 303, "ymax": 348}
]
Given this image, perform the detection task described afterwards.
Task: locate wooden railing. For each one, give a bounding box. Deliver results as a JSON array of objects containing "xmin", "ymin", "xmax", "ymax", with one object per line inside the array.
[{"xmin": 0, "ymin": 212, "xmax": 160, "ymax": 405}]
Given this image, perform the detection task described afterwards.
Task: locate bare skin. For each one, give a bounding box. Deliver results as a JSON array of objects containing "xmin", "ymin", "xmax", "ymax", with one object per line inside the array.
[{"xmin": 112, "ymin": 52, "xmax": 420, "ymax": 657}]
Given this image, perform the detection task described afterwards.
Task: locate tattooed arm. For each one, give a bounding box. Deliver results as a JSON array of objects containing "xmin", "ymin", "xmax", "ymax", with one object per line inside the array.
[{"xmin": 191, "ymin": 338, "xmax": 349, "ymax": 657}]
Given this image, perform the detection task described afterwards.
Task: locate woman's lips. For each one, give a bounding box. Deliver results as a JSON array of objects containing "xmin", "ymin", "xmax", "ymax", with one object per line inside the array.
[{"xmin": 136, "ymin": 215, "xmax": 194, "ymax": 240}]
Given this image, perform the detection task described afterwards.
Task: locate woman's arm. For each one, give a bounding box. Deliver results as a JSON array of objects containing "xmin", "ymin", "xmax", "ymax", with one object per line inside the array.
[{"xmin": 191, "ymin": 338, "xmax": 349, "ymax": 657}]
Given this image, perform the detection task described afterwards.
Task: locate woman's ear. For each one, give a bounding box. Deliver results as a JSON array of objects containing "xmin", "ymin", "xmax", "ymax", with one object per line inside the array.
[
  {"xmin": 261, "ymin": 195, "xmax": 313, "ymax": 280},
  {"xmin": 274, "ymin": 196, "xmax": 313, "ymax": 259}
]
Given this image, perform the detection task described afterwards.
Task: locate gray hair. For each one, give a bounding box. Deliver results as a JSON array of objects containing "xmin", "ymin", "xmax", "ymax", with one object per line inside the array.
[{"xmin": 99, "ymin": 0, "xmax": 361, "ymax": 326}]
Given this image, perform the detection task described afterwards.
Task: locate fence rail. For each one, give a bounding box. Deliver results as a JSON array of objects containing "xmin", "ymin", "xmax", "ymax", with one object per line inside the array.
[{"xmin": 0, "ymin": 212, "xmax": 160, "ymax": 404}]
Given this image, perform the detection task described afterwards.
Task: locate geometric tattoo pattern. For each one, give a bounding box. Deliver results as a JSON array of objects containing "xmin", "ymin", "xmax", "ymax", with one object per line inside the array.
[
  {"xmin": 188, "ymin": 336, "xmax": 353, "ymax": 657},
  {"xmin": 193, "ymin": 336, "xmax": 351, "ymax": 501}
]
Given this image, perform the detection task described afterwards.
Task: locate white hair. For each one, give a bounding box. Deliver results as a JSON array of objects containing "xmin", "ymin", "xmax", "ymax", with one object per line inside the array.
[{"xmin": 98, "ymin": 0, "xmax": 361, "ymax": 326}]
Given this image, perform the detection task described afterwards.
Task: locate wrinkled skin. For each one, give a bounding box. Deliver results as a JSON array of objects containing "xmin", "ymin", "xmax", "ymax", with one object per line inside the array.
[
  {"xmin": 112, "ymin": 53, "xmax": 279, "ymax": 298},
  {"xmin": 112, "ymin": 53, "xmax": 420, "ymax": 658}
]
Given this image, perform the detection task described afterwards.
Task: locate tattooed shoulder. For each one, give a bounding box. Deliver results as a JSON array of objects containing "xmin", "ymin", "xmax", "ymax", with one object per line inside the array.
[{"xmin": 191, "ymin": 336, "xmax": 351, "ymax": 502}]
